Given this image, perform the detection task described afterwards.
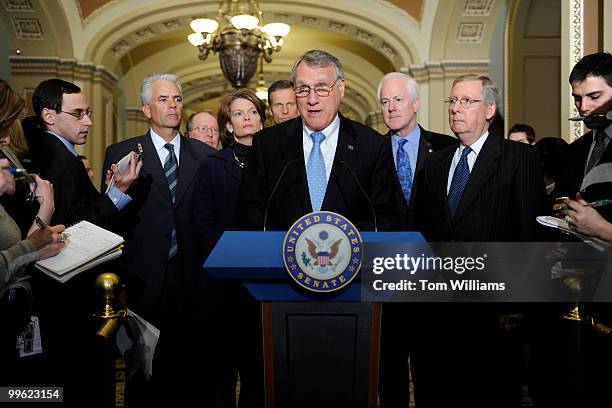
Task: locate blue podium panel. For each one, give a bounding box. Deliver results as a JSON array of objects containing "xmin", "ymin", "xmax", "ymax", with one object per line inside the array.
[{"xmin": 204, "ymin": 231, "xmax": 425, "ymax": 301}]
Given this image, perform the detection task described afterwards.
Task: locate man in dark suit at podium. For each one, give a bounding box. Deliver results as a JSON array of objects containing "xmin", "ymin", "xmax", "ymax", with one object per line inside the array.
[
  {"xmin": 102, "ymin": 73, "xmax": 215, "ymax": 406},
  {"xmin": 237, "ymin": 50, "xmax": 395, "ymax": 231},
  {"xmin": 376, "ymin": 72, "xmax": 456, "ymax": 408},
  {"xmin": 416, "ymin": 75, "xmax": 546, "ymax": 407}
]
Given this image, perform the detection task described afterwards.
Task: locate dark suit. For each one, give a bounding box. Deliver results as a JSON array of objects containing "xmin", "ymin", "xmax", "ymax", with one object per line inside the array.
[
  {"xmin": 25, "ymin": 117, "xmax": 119, "ymax": 227},
  {"xmin": 193, "ymin": 144, "xmax": 264, "ymax": 408},
  {"xmin": 389, "ymin": 126, "xmax": 457, "ymax": 231},
  {"xmin": 23, "ymin": 117, "xmax": 121, "ymax": 404},
  {"xmin": 379, "ymin": 126, "xmax": 456, "ymax": 408},
  {"xmin": 536, "ymin": 129, "xmax": 612, "ymax": 408},
  {"xmin": 554, "ymin": 129, "xmax": 612, "ymax": 212},
  {"xmin": 103, "ymin": 132, "xmax": 214, "ymax": 406},
  {"xmin": 237, "ymin": 115, "xmax": 396, "ymax": 231},
  {"xmin": 415, "ymin": 133, "xmax": 547, "ymax": 408}
]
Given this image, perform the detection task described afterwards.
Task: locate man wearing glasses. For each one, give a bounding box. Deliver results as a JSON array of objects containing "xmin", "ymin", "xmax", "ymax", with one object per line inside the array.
[
  {"xmin": 415, "ymin": 75, "xmax": 546, "ymax": 407},
  {"xmin": 185, "ymin": 110, "xmax": 221, "ymax": 149},
  {"xmin": 26, "ymin": 78, "xmax": 141, "ymax": 227},
  {"xmin": 22, "ymin": 79, "xmax": 141, "ymax": 402},
  {"xmin": 237, "ymin": 49, "xmax": 395, "ymax": 231}
]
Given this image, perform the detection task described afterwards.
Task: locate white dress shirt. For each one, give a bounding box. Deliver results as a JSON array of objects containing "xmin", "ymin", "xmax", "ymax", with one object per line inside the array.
[
  {"xmin": 150, "ymin": 129, "xmax": 181, "ymax": 167},
  {"xmin": 302, "ymin": 115, "xmax": 340, "ymax": 182},
  {"xmin": 447, "ymin": 131, "xmax": 489, "ymax": 194}
]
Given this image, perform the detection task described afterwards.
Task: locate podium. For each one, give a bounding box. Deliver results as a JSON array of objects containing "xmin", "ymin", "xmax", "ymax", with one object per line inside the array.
[{"xmin": 205, "ymin": 231, "xmax": 423, "ymax": 408}]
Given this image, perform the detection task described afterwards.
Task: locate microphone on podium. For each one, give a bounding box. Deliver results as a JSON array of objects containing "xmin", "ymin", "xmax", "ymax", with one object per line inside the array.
[
  {"xmin": 263, "ymin": 159, "xmax": 300, "ymax": 232},
  {"xmin": 338, "ymin": 160, "xmax": 378, "ymax": 232}
]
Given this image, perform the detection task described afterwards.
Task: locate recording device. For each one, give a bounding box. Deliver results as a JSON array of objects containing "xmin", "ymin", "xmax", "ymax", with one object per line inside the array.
[
  {"xmin": 568, "ymin": 110, "xmax": 612, "ymax": 122},
  {"xmin": 263, "ymin": 159, "xmax": 300, "ymax": 231},
  {"xmin": 338, "ymin": 160, "xmax": 378, "ymax": 232}
]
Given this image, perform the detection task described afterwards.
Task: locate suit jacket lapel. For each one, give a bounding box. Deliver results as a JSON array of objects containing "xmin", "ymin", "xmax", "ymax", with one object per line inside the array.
[
  {"xmin": 174, "ymin": 136, "xmax": 200, "ymax": 207},
  {"xmin": 454, "ymin": 133, "xmax": 501, "ymax": 221},
  {"xmin": 141, "ymin": 132, "xmax": 173, "ymax": 205},
  {"xmin": 284, "ymin": 119, "xmax": 311, "ymax": 213},
  {"xmin": 324, "ymin": 115, "xmax": 358, "ymax": 210},
  {"xmin": 436, "ymin": 147, "xmax": 455, "ymax": 227}
]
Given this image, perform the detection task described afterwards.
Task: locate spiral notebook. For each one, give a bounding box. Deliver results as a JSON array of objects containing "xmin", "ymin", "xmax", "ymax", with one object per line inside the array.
[{"xmin": 35, "ymin": 220, "xmax": 124, "ymax": 283}]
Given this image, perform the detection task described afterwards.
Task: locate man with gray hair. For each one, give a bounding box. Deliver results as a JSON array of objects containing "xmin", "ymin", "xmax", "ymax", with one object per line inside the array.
[
  {"xmin": 237, "ymin": 49, "xmax": 396, "ymax": 231},
  {"xmin": 102, "ymin": 73, "xmax": 215, "ymax": 406},
  {"xmin": 377, "ymin": 72, "xmax": 455, "ymax": 408},
  {"xmin": 416, "ymin": 75, "xmax": 547, "ymax": 407}
]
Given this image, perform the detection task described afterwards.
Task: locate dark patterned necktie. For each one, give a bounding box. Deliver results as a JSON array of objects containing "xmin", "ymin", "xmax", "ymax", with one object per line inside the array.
[
  {"xmin": 448, "ymin": 146, "xmax": 472, "ymax": 219},
  {"xmin": 164, "ymin": 143, "xmax": 178, "ymax": 258},
  {"xmin": 585, "ymin": 130, "xmax": 607, "ymax": 175},
  {"xmin": 396, "ymin": 138, "xmax": 413, "ymax": 204}
]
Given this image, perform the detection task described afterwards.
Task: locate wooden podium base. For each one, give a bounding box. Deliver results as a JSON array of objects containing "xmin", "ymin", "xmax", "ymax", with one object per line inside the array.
[{"xmin": 262, "ymin": 302, "xmax": 380, "ymax": 408}]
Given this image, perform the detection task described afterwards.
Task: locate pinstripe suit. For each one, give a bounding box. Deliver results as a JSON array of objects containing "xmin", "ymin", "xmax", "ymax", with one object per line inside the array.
[
  {"xmin": 417, "ymin": 133, "xmax": 546, "ymax": 242},
  {"xmin": 414, "ymin": 133, "xmax": 547, "ymax": 407}
]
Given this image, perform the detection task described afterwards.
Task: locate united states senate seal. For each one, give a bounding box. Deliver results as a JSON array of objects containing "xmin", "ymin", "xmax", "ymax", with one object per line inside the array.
[{"xmin": 282, "ymin": 211, "xmax": 363, "ymax": 292}]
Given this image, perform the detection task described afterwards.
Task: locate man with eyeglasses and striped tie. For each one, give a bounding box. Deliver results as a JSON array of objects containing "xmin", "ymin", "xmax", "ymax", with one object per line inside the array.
[
  {"xmin": 102, "ymin": 73, "xmax": 216, "ymax": 406},
  {"xmin": 415, "ymin": 74, "xmax": 546, "ymax": 408},
  {"xmin": 237, "ymin": 49, "xmax": 396, "ymax": 232}
]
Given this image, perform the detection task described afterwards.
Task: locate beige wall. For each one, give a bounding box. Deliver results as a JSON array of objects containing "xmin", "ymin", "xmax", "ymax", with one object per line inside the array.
[{"xmin": 507, "ymin": 0, "xmax": 561, "ymax": 140}]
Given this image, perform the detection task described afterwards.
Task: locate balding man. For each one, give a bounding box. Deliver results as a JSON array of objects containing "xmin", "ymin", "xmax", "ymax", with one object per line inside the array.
[
  {"xmin": 185, "ymin": 110, "xmax": 220, "ymax": 149},
  {"xmin": 417, "ymin": 75, "xmax": 546, "ymax": 407}
]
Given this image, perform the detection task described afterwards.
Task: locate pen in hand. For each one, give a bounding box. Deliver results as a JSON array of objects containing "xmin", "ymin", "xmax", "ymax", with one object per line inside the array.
[
  {"xmin": 35, "ymin": 216, "xmax": 66, "ymax": 243},
  {"xmin": 35, "ymin": 215, "xmax": 48, "ymax": 230}
]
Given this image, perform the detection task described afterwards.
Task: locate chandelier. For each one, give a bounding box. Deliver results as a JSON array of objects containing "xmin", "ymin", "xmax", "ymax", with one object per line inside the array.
[{"xmin": 188, "ymin": 0, "xmax": 291, "ymax": 88}]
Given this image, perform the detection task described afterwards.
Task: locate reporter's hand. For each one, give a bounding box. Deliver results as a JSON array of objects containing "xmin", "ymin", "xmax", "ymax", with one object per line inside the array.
[
  {"xmin": 110, "ymin": 152, "xmax": 143, "ymax": 193},
  {"xmin": 32, "ymin": 174, "xmax": 55, "ymax": 213},
  {"xmin": 27, "ymin": 224, "xmax": 66, "ymax": 260},
  {"xmin": 563, "ymin": 193, "xmax": 610, "ymax": 240},
  {"xmin": 0, "ymin": 158, "xmax": 16, "ymax": 196}
]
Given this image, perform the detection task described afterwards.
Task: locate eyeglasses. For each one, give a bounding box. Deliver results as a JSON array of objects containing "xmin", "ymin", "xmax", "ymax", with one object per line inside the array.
[
  {"xmin": 190, "ymin": 125, "xmax": 219, "ymax": 135},
  {"xmin": 444, "ymin": 97, "xmax": 482, "ymax": 108},
  {"xmin": 294, "ymin": 77, "xmax": 342, "ymax": 98},
  {"xmin": 60, "ymin": 109, "xmax": 93, "ymax": 120}
]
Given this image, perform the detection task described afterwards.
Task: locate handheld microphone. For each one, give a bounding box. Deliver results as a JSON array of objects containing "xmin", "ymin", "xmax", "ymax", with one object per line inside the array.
[
  {"xmin": 338, "ymin": 160, "xmax": 378, "ymax": 232},
  {"xmin": 263, "ymin": 159, "xmax": 300, "ymax": 231}
]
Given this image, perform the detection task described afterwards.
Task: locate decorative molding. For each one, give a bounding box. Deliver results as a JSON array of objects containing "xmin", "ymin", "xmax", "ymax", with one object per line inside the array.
[
  {"xmin": 408, "ymin": 60, "xmax": 490, "ymax": 80},
  {"xmin": 11, "ymin": 17, "xmax": 44, "ymax": 39},
  {"xmin": 456, "ymin": 22, "xmax": 485, "ymax": 43},
  {"xmin": 328, "ymin": 21, "xmax": 349, "ymax": 34},
  {"xmin": 463, "ymin": 0, "xmax": 495, "ymax": 16},
  {"xmin": 133, "ymin": 27, "xmax": 155, "ymax": 42},
  {"xmin": 9, "ymin": 56, "xmax": 118, "ymax": 89},
  {"xmin": 110, "ymin": 39, "xmax": 130, "ymax": 60},
  {"xmin": 124, "ymin": 107, "xmax": 147, "ymax": 122},
  {"xmin": 2, "ymin": 0, "xmax": 34, "ymax": 12},
  {"xmin": 570, "ymin": 0, "xmax": 583, "ymax": 141},
  {"xmin": 302, "ymin": 16, "xmax": 321, "ymax": 27},
  {"xmin": 161, "ymin": 19, "xmax": 182, "ymax": 31}
]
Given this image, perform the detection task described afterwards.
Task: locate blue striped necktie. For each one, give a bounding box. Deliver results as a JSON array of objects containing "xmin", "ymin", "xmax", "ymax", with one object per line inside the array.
[
  {"xmin": 396, "ymin": 138, "xmax": 413, "ymax": 204},
  {"xmin": 307, "ymin": 131, "xmax": 327, "ymax": 211},
  {"xmin": 448, "ymin": 146, "xmax": 472, "ymax": 219},
  {"xmin": 164, "ymin": 143, "xmax": 178, "ymax": 258}
]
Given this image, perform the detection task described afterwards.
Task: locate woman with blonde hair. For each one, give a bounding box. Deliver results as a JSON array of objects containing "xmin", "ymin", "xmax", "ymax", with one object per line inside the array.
[
  {"xmin": 193, "ymin": 88, "xmax": 266, "ymax": 407},
  {"xmin": 0, "ymin": 79, "xmax": 65, "ymax": 379}
]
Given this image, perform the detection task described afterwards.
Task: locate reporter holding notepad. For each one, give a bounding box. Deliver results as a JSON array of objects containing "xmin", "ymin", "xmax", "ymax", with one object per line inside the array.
[{"xmin": 0, "ymin": 80, "xmax": 65, "ymax": 384}]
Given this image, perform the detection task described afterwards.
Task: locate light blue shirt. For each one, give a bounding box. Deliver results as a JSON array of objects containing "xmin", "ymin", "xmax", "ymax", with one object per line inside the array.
[
  {"xmin": 391, "ymin": 126, "xmax": 420, "ymax": 181},
  {"xmin": 45, "ymin": 130, "xmax": 131, "ymax": 210}
]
